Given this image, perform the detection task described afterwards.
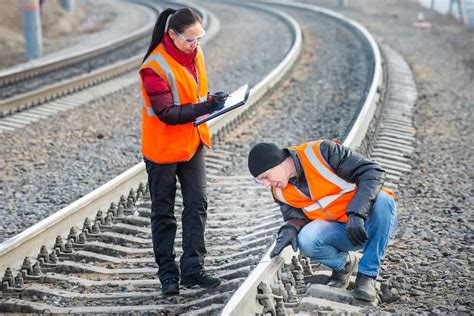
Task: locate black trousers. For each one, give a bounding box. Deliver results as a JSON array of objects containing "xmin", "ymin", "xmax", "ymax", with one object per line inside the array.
[{"xmin": 144, "ymin": 145, "xmax": 208, "ymax": 282}]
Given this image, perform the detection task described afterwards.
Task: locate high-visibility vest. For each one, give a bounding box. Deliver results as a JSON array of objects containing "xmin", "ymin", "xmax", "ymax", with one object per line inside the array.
[
  {"xmin": 140, "ymin": 43, "xmax": 211, "ymax": 164},
  {"xmin": 273, "ymin": 140, "xmax": 392, "ymax": 222}
]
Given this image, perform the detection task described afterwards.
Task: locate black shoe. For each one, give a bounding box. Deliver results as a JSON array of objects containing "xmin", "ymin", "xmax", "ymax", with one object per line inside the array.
[
  {"xmin": 327, "ymin": 252, "xmax": 358, "ymax": 289},
  {"xmin": 181, "ymin": 271, "xmax": 221, "ymax": 288},
  {"xmin": 161, "ymin": 279, "xmax": 179, "ymax": 296},
  {"xmin": 354, "ymin": 272, "xmax": 377, "ymax": 302}
]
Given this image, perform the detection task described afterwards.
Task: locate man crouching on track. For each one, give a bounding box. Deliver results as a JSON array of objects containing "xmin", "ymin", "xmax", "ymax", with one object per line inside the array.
[{"xmin": 247, "ymin": 140, "xmax": 397, "ymax": 302}]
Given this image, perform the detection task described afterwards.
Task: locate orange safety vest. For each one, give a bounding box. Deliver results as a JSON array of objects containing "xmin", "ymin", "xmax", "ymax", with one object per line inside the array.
[
  {"xmin": 273, "ymin": 140, "xmax": 393, "ymax": 223},
  {"xmin": 140, "ymin": 43, "xmax": 211, "ymax": 164}
]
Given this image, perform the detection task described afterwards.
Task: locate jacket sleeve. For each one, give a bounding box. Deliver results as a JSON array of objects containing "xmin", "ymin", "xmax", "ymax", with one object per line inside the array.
[
  {"xmin": 319, "ymin": 140, "xmax": 386, "ymax": 219},
  {"xmin": 272, "ymin": 192, "xmax": 310, "ymax": 232},
  {"xmin": 141, "ymin": 68, "xmax": 209, "ymax": 125}
]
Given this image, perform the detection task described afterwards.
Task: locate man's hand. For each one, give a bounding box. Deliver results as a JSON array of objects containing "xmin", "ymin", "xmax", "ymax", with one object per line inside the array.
[
  {"xmin": 270, "ymin": 225, "xmax": 298, "ymax": 258},
  {"xmin": 346, "ymin": 214, "xmax": 368, "ymax": 246}
]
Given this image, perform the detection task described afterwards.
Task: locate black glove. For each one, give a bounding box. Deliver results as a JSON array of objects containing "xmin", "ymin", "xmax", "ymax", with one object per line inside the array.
[
  {"xmin": 207, "ymin": 92, "xmax": 228, "ymax": 112},
  {"xmin": 270, "ymin": 225, "xmax": 298, "ymax": 258},
  {"xmin": 346, "ymin": 214, "xmax": 368, "ymax": 246}
]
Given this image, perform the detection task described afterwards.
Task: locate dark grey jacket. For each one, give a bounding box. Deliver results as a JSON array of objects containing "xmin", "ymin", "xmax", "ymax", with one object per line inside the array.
[{"xmin": 274, "ymin": 140, "xmax": 386, "ymax": 231}]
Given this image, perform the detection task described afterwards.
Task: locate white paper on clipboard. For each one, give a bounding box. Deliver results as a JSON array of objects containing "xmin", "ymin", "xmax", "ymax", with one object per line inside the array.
[{"xmin": 194, "ymin": 84, "xmax": 250, "ymax": 126}]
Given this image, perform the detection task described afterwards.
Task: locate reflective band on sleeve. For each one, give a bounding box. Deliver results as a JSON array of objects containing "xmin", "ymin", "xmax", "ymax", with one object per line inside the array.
[
  {"xmin": 304, "ymin": 141, "xmax": 353, "ymax": 190},
  {"xmin": 274, "ymin": 188, "xmax": 288, "ymax": 204},
  {"xmin": 144, "ymin": 53, "xmax": 181, "ymax": 105}
]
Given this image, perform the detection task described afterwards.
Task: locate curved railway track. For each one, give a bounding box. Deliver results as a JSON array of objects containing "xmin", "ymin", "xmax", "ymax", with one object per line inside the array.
[{"xmin": 0, "ymin": 1, "xmax": 416, "ymax": 314}]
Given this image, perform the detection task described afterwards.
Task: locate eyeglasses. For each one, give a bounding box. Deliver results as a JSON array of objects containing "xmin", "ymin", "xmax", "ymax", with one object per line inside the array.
[
  {"xmin": 175, "ymin": 29, "xmax": 206, "ymax": 45},
  {"xmin": 255, "ymin": 175, "xmax": 270, "ymax": 185}
]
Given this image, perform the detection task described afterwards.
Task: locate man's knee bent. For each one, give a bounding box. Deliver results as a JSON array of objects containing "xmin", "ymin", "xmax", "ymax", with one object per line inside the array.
[
  {"xmin": 369, "ymin": 191, "xmax": 397, "ymax": 221},
  {"xmin": 297, "ymin": 223, "xmax": 326, "ymax": 258}
]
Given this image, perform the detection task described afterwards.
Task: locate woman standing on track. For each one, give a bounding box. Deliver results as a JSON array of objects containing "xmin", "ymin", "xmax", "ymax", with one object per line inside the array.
[{"xmin": 139, "ymin": 7, "xmax": 227, "ymax": 296}]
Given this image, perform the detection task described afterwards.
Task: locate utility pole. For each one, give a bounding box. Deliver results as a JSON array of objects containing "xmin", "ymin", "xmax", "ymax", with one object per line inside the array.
[
  {"xmin": 338, "ymin": 0, "xmax": 348, "ymax": 7},
  {"xmin": 61, "ymin": 0, "xmax": 75, "ymax": 11},
  {"xmin": 22, "ymin": 0, "xmax": 43, "ymax": 60}
]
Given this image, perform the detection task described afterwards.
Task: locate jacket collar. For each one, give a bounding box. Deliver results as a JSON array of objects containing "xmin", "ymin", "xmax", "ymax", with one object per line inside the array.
[{"xmin": 163, "ymin": 33, "xmax": 197, "ymax": 66}]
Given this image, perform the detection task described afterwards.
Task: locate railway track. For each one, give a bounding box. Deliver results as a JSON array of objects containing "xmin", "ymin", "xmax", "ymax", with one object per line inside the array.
[{"xmin": 0, "ymin": 1, "xmax": 416, "ymax": 314}]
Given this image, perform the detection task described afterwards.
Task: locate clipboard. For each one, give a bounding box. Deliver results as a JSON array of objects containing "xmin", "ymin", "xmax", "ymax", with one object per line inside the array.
[{"xmin": 194, "ymin": 84, "xmax": 250, "ymax": 126}]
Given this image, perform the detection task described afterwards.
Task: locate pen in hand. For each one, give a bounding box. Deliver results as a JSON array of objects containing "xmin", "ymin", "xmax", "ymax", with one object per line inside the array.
[{"xmin": 206, "ymin": 92, "xmax": 228, "ymax": 113}]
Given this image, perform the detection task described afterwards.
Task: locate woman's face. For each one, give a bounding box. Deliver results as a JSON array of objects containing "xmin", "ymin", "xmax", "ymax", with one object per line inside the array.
[{"xmin": 169, "ymin": 22, "xmax": 205, "ymax": 54}]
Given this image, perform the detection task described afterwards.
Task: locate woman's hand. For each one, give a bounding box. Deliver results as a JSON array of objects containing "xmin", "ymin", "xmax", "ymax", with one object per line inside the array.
[{"xmin": 207, "ymin": 92, "xmax": 228, "ymax": 112}]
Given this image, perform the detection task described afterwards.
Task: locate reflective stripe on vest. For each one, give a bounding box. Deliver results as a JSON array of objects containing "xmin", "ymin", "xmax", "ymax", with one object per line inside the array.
[
  {"xmin": 302, "ymin": 141, "xmax": 356, "ymax": 216},
  {"xmin": 145, "ymin": 106, "xmax": 156, "ymax": 117},
  {"xmin": 274, "ymin": 187, "xmax": 287, "ymax": 204},
  {"xmin": 302, "ymin": 185, "xmax": 355, "ymax": 220},
  {"xmin": 304, "ymin": 141, "xmax": 355, "ymax": 190},
  {"xmin": 274, "ymin": 185, "xmax": 309, "ymax": 206},
  {"xmin": 143, "ymin": 52, "xmax": 182, "ymax": 106}
]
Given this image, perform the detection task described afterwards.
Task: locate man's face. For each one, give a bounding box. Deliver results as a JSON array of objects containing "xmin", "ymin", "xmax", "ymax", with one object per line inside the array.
[{"xmin": 256, "ymin": 163, "xmax": 290, "ymax": 189}]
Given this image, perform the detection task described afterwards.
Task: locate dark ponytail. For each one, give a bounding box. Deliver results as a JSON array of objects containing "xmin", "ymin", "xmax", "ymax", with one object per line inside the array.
[
  {"xmin": 142, "ymin": 8, "xmax": 202, "ymax": 62},
  {"xmin": 142, "ymin": 8, "xmax": 175, "ymax": 62}
]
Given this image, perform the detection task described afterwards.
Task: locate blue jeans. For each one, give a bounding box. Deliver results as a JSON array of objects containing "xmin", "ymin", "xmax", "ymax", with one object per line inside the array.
[{"xmin": 297, "ymin": 191, "xmax": 397, "ymax": 277}]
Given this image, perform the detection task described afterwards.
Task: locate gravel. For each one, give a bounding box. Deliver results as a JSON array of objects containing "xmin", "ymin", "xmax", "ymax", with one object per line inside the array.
[{"xmin": 295, "ymin": 0, "xmax": 473, "ymax": 313}]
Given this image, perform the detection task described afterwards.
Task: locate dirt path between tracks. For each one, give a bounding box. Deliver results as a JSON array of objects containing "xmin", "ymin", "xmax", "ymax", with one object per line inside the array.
[{"xmin": 302, "ymin": 0, "xmax": 473, "ymax": 313}]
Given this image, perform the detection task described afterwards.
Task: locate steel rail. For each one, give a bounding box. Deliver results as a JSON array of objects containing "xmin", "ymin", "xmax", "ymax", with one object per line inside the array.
[
  {"xmin": 0, "ymin": 55, "xmax": 143, "ymax": 116},
  {"xmin": 0, "ymin": 1, "xmax": 302, "ymax": 287},
  {"xmin": 0, "ymin": 0, "xmax": 157, "ymax": 87},
  {"xmin": 221, "ymin": 1, "xmax": 384, "ymax": 315}
]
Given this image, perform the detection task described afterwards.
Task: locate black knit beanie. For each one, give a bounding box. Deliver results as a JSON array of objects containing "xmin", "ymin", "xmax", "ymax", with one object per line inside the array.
[{"xmin": 248, "ymin": 143, "xmax": 289, "ymax": 177}]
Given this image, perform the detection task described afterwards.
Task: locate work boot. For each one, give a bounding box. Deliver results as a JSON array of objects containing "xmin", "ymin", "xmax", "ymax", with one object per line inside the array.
[
  {"xmin": 161, "ymin": 279, "xmax": 179, "ymax": 296},
  {"xmin": 327, "ymin": 252, "xmax": 358, "ymax": 289},
  {"xmin": 181, "ymin": 271, "xmax": 221, "ymax": 288},
  {"xmin": 354, "ymin": 272, "xmax": 377, "ymax": 302}
]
